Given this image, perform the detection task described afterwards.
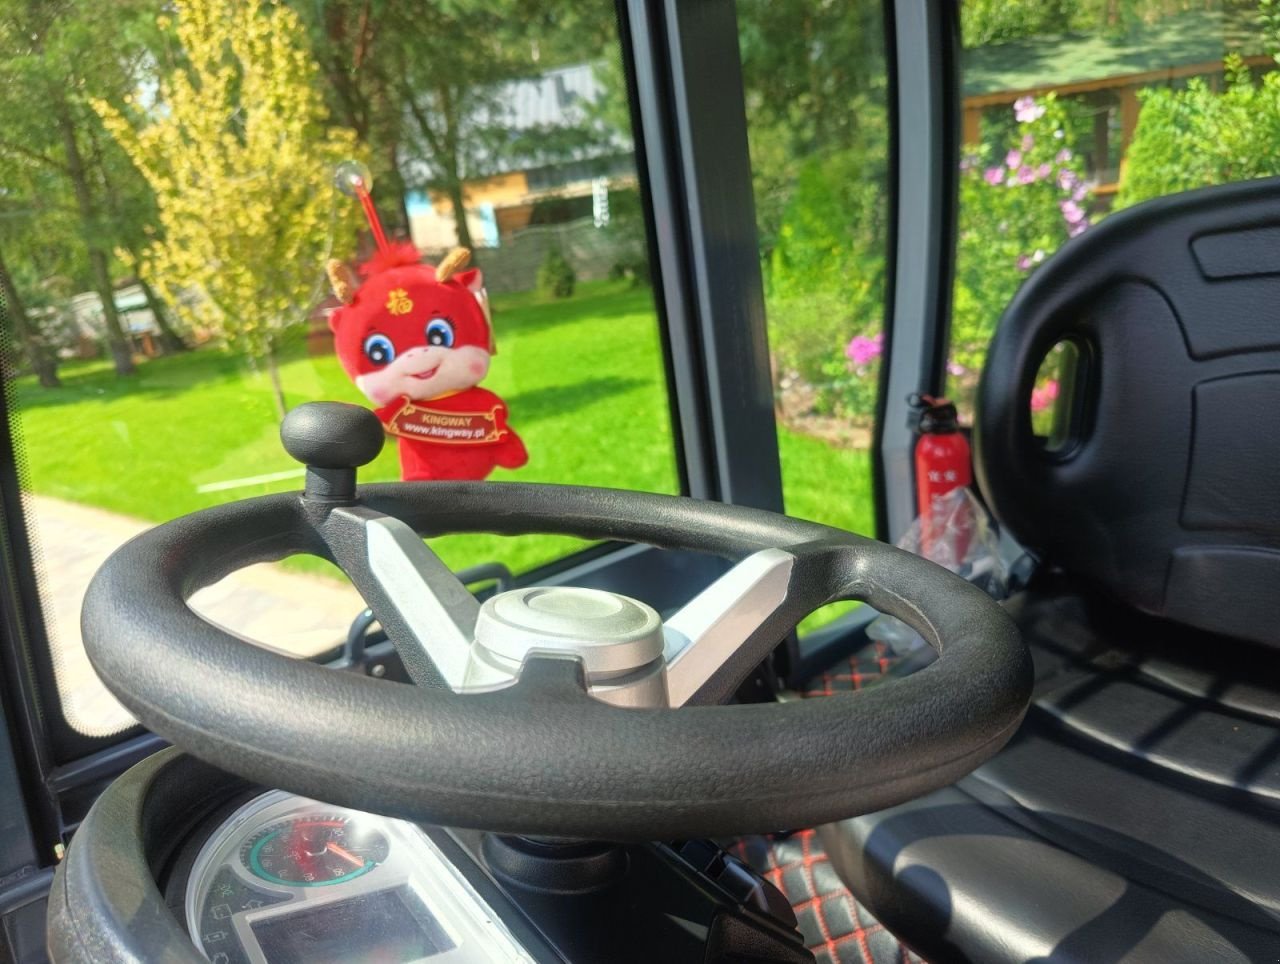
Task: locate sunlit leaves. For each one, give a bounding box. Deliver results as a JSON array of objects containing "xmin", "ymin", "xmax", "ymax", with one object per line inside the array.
[
  {"xmin": 95, "ymin": 0, "xmax": 363, "ymax": 368},
  {"xmin": 1117, "ymin": 54, "xmax": 1280, "ymax": 207}
]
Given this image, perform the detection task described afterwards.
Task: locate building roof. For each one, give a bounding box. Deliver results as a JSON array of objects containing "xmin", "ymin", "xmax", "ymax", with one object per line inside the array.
[
  {"xmin": 400, "ymin": 62, "xmax": 630, "ymax": 187},
  {"xmin": 962, "ymin": 8, "xmax": 1267, "ymax": 99},
  {"xmin": 500, "ymin": 63, "xmax": 604, "ymax": 131}
]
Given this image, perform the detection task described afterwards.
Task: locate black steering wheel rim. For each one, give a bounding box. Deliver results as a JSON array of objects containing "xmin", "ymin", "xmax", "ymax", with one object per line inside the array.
[{"xmin": 83, "ymin": 481, "xmax": 1031, "ymax": 840}]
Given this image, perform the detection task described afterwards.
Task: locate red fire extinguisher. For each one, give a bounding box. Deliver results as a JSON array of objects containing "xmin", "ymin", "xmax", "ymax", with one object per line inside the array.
[{"xmin": 913, "ymin": 396, "xmax": 972, "ymax": 558}]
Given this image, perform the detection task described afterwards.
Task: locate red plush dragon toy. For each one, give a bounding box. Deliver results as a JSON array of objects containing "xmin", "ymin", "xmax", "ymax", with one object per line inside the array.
[{"xmin": 326, "ymin": 164, "xmax": 527, "ymax": 481}]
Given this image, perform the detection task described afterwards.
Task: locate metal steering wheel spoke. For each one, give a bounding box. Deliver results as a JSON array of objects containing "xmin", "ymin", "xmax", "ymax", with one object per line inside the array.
[
  {"xmin": 662, "ymin": 547, "xmax": 798, "ymax": 706},
  {"xmin": 317, "ymin": 503, "xmax": 477, "ymax": 690}
]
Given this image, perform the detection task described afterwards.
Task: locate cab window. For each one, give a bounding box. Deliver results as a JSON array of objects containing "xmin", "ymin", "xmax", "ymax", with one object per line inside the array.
[
  {"xmin": 4, "ymin": 0, "xmax": 677, "ymax": 737},
  {"xmin": 950, "ymin": 1, "xmax": 1278, "ymax": 417}
]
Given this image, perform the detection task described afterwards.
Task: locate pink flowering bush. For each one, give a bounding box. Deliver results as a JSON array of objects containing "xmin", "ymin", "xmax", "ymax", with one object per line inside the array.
[
  {"xmin": 952, "ymin": 94, "xmax": 1093, "ymax": 413},
  {"xmin": 845, "ymin": 333, "xmax": 883, "ymax": 367},
  {"xmin": 1030, "ymin": 378, "xmax": 1059, "ymax": 413},
  {"xmin": 813, "ymin": 331, "xmax": 883, "ymax": 420}
]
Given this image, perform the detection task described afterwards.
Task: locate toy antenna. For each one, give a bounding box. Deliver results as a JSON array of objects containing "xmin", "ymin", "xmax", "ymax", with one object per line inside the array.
[{"xmin": 334, "ymin": 161, "xmax": 390, "ymax": 257}]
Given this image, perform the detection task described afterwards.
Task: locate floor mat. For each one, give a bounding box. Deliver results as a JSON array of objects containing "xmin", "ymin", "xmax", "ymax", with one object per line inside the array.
[{"xmin": 731, "ymin": 641, "xmax": 926, "ymax": 964}]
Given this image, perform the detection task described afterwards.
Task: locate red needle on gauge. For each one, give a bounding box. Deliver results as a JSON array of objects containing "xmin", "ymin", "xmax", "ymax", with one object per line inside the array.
[{"xmin": 326, "ymin": 841, "xmax": 367, "ymax": 869}]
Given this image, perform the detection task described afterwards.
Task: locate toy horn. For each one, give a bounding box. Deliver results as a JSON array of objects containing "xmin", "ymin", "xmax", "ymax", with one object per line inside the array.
[
  {"xmin": 436, "ymin": 247, "xmax": 471, "ymax": 283},
  {"xmin": 326, "ymin": 259, "xmax": 358, "ymax": 304}
]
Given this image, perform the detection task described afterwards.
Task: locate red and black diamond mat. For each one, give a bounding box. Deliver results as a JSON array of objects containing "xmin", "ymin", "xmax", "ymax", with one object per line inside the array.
[{"xmin": 729, "ymin": 641, "xmax": 927, "ymax": 964}]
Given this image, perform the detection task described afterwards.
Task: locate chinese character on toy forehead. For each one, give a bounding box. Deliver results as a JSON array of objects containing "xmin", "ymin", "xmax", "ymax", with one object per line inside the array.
[{"xmin": 325, "ymin": 161, "xmax": 527, "ymax": 482}]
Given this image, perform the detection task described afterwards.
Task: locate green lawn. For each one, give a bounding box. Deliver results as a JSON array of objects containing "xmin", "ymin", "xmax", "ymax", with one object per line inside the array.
[{"xmin": 13, "ymin": 280, "xmax": 872, "ymax": 604}]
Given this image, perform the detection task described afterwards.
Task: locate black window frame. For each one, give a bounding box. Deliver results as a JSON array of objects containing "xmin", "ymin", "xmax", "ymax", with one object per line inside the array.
[{"xmin": 877, "ymin": 0, "xmax": 963, "ymax": 543}]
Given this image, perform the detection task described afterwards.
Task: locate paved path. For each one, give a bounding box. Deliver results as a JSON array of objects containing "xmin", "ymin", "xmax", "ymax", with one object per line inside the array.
[{"xmin": 23, "ymin": 495, "xmax": 365, "ymax": 737}]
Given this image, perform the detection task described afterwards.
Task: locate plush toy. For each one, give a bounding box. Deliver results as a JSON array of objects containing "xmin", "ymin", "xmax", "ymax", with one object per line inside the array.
[{"xmin": 326, "ymin": 165, "xmax": 527, "ymax": 481}]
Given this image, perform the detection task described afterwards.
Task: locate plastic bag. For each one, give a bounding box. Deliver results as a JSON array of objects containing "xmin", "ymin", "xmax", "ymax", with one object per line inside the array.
[{"xmin": 866, "ymin": 487, "xmax": 1008, "ymax": 656}]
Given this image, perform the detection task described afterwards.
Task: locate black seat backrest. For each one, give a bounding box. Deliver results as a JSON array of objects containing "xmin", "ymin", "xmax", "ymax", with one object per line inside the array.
[{"xmin": 975, "ymin": 177, "xmax": 1280, "ymax": 648}]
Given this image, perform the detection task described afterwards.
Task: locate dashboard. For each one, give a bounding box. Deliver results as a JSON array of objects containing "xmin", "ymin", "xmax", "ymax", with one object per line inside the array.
[{"xmin": 183, "ymin": 790, "xmax": 534, "ymax": 964}]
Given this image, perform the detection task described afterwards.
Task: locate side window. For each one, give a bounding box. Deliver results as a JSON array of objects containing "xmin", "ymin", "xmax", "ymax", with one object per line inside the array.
[
  {"xmin": 737, "ymin": 1, "xmax": 890, "ymax": 540},
  {"xmin": 950, "ymin": 1, "xmax": 1277, "ymax": 416},
  {"xmin": 2, "ymin": 0, "xmax": 676, "ymax": 738}
]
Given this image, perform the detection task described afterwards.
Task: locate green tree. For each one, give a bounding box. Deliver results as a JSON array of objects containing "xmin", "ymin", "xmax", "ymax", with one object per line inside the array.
[
  {"xmin": 372, "ymin": 0, "xmax": 613, "ymax": 251},
  {"xmin": 292, "ymin": 0, "xmax": 410, "ymax": 236},
  {"xmin": 734, "ymin": 0, "xmax": 891, "ymax": 421},
  {"xmin": 0, "ymin": 0, "xmax": 164, "ymax": 376},
  {"xmin": 737, "ymin": 0, "xmax": 888, "ymax": 253},
  {"xmin": 0, "ymin": 158, "xmax": 83, "ymax": 387},
  {"xmin": 294, "ymin": 0, "xmax": 615, "ymax": 248},
  {"xmin": 0, "ymin": 247, "xmax": 58, "ymax": 387},
  {"xmin": 96, "ymin": 0, "xmax": 362, "ymax": 420}
]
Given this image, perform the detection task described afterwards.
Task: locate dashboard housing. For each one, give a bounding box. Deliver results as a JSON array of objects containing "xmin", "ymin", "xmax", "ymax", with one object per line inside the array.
[{"xmin": 50, "ymin": 748, "xmax": 812, "ymax": 963}]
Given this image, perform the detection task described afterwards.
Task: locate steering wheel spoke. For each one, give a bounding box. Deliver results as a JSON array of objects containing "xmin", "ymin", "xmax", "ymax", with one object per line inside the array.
[
  {"xmin": 318, "ymin": 504, "xmax": 476, "ymax": 690},
  {"xmin": 662, "ymin": 548, "xmax": 797, "ymax": 706}
]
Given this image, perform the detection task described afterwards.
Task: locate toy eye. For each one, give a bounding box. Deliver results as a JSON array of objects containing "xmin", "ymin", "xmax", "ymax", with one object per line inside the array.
[
  {"xmin": 363, "ymin": 333, "xmax": 395, "ymax": 366},
  {"xmin": 425, "ymin": 318, "xmax": 455, "ymax": 348}
]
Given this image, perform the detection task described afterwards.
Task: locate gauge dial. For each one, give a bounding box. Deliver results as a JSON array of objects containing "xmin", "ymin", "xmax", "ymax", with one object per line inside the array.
[{"xmin": 241, "ymin": 814, "xmax": 389, "ymax": 887}]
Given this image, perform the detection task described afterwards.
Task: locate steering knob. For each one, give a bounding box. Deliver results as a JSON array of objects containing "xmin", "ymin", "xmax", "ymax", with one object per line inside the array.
[
  {"xmin": 282, "ymin": 402, "xmax": 384, "ymax": 469},
  {"xmin": 281, "ymin": 402, "xmax": 384, "ymax": 500}
]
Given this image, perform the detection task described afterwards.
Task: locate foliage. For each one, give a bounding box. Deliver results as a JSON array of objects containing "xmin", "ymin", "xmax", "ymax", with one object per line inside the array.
[
  {"xmin": 1263, "ymin": 0, "xmax": 1280, "ymax": 55},
  {"xmin": 536, "ymin": 248, "xmax": 576, "ymax": 299},
  {"xmin": 762, "ymin": 133, "xmax": 888, "ymax": 422},
  {"xmin": 737, "ymin": 0, "xmax": 887, "ymax": 255},
  {"xmin": 733, "ymin": 1, "xmax": 892, "ymax": 424},
  {"xmin": 961, "ymin": 0, "xmax": 1077, "ymax": 46},
  {"xmin": 366, "ymin": 0, "xmax": 611, "ymax": 251},
  {"xmin": 1117, "ymin": 55, "xmax": 1280, "ymax": 207},
  {"xmin": 952, "ymin": 95, "xmax": 1093, "ymax": 394},
  {"xmin": 0, "ymin": 0, "xmax": 166, "ymax": 376},
  {"xmin": 961, "ymin": 0, "xmax": 1256, "ymax": 46},
  {"xmin": 95, "ymin": 0, "xmax": 361, "ymax": 417}
]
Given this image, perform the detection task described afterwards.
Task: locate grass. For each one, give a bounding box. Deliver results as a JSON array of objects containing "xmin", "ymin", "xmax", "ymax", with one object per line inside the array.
[{"xmin": 12, "ymin": 280, "xmax": 872, "ymax": 621}]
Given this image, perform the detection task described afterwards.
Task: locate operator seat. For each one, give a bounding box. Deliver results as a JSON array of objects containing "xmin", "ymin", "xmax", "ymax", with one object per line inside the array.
[{"xmin": 821, "ymin": 177, "xmax": 1280, "ymax": 962}]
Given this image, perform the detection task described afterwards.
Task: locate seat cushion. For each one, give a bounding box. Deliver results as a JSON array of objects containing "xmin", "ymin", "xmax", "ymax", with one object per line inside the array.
[{"xmin": 820, "ymin": 581, "xmax": 1280, "ymax": 963}]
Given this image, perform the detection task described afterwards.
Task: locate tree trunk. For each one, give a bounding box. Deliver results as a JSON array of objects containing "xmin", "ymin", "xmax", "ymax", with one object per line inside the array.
[
  {"xmin": 0, "ymin": 248, "xmax": 59, "ymax": 387},
  {"xmin": 380, "ymin": 140, "xmax": 410, "ymax": 237},
  {"xmin": 439, "ymin": 87, "xmax": 474, "ymax": 251},
  {"xmin": 55, "ymin": 99, "xmax": 134, "ymax": 376},
  {"xmin": 403, "ymin": 83, "xmax": 474, "ymax": 251},
  {"xmin": 265, "ymin": 346, "xmax": 287, "ymax": 422},
  {"xmin": 139, "ymin": 278, "xmax": 186, "ymax": 353},
  {"xmin": 88, "ymin": 248, "xmax": 134, "ymax": 374},
  {"xmin": 445, "ymin": 177, "xmax": 475, "ymax": 251}
]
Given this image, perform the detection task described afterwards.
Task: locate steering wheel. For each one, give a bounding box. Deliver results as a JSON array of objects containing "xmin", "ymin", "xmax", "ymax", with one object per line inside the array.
[{"xmin": 82, "ymin": 402, "xmax": 1031, "ymax": 840}]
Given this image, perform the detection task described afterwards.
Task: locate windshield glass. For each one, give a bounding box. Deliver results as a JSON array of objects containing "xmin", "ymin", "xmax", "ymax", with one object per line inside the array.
[{"xmin": 3, "ymin": 0, "xmax": 677, "ymax": 737}]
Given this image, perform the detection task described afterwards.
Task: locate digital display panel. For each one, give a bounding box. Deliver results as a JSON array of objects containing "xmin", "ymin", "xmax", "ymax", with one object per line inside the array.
[{"xmin": 251, "ymin": 886, "xmax": 455, "ymax": 964}]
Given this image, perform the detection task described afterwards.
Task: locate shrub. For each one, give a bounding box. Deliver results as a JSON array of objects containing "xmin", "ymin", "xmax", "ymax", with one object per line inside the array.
[
  {"xmin": 951, "ymin": 94, "xmax": 1093, "ymax": 408},
  {"xmin": 766, "ymin": 145, "xmax": 888, "ymax": 423},
  {"xmin": 537, "ymin": 248, "xmax": 576, "ymax": 299},
  {"xmin": 1117, "ymin": 55, "xmax": 1280, "ymax": 209},
  {"xmin": 608, "ymin": 257, "xmax": 650, "ymax": 288}
]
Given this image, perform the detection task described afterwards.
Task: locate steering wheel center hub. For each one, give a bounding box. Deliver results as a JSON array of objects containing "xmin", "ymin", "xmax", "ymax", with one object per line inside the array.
[{"xmin": 469, "ymin": 587, "xmax": 667, "ymax": 702}]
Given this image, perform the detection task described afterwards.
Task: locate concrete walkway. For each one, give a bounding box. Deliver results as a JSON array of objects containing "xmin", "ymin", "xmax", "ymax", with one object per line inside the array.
[{"xmin": 23, "ymin": 495, "xmax": 365, "ymax": 737}]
